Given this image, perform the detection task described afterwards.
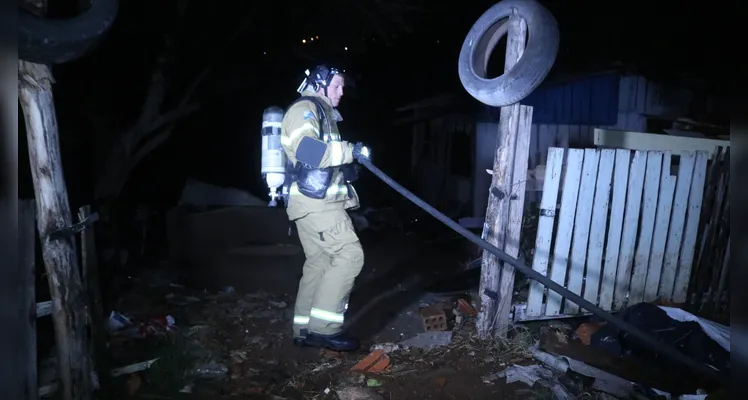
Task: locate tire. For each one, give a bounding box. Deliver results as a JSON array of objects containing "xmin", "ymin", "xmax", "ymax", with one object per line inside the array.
[
  {"xmin": 458, "ymin": 0, "xmax": 559, "ymax": 107},
  {"xmin": 19, "ymin": 0, "xmax": 119, "ymax": 65}
]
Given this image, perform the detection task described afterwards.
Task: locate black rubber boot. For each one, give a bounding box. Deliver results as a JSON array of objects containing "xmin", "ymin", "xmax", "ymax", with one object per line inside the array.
[
  {"xmin": 293, "ymin": 329, "xmax": 311, "ymax": 347},
  {"xmin": 304, "ymin": 332, "xmax": 360, "ymax": 352}
]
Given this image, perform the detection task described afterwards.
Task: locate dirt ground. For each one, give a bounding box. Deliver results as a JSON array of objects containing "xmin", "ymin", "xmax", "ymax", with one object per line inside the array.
[
  {"xmin": 92, "ymin": 223, "xmax": 563, "ymax": 400},
  {"xmin": 106, "ymin": 283, "xmax": 549, "ymax": 400},
  {"xmin": 33, "ymin": 208, "xmax": 729, "ymax": 399}
]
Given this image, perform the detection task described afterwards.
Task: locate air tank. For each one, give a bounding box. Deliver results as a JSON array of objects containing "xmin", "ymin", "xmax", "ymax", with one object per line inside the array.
[{"xmin": 261, "ymin": 106, "xmax": 286, "ymax": 206}]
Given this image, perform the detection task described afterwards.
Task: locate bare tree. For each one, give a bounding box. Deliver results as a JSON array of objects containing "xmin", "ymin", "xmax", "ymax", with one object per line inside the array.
[{"xmin": 91, "ymin": 0, "xmax": 432, "ymax": 200}]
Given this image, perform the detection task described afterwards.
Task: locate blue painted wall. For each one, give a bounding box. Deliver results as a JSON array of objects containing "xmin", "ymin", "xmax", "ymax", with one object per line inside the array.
[{"xmin": 483, "ymin": 72, "xmax": 621, "ymax": 125}]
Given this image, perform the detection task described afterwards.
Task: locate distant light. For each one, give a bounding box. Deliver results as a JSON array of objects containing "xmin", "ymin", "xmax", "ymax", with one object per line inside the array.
[
  {"xmin": 310, "ymin": 37, "xmax": 314, "ymax": 41},
  {"xmin": 344, "ymin": 46, "xmax": 348, "ymax": 51},
  {"xmin": 302, "ymin": 39, "xmax": 307, "ymax": 44},
  {"xmin": 316, "ymin": 35, "xmax": 320, "ymax": 39},
  {"xmin": 263, "ymin": 51, "xmax": 267, "ymax": 55},
  {"xmin": 436, "ymin": 40, "xmax": 440, "ymax": 44}
]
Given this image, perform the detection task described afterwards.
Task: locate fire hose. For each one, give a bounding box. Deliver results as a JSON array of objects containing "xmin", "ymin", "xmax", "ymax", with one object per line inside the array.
[{"xmin": 357, "ymin": 157, "xmax": 726, "ymax": 385}]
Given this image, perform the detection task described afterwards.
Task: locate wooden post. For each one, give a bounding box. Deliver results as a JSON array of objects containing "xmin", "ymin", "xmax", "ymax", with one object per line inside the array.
[
  {"xmin": 19, "ymin": 201, "xmax": 38, "ymax": 400},
  {"xmin": 19, "ymin": 60, "xmax": 92, "ymax": 400},
  {"xmin": 79, "ymin": 205, "xmax": 110, "ymax": 393},
  {"xmin": 476, "ymin": 14, "xmax": 529, "ymax": 338}
]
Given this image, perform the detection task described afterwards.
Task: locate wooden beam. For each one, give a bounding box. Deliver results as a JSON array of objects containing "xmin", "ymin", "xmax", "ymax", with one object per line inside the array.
[
  {"xmin": 19, "ymin": 201, "xmax": 38, "ymax": 400},
  {"xmin": 496, "ymin": 105, "xmax": 532, "ymax": 332},
  {"xmin": 79, "ymin": 205, "xmax": 111, "ymax": 394},
  {"xmin": 476, "ymin": 13, "xmax": 528, "ymax": 338},
  {"xmin": 19, "ymin": 60, "xmax": 92, "ymax": 400},
  {"xmin": 593, "ymin": 128, "xmax": 729, "ymax": 159}
]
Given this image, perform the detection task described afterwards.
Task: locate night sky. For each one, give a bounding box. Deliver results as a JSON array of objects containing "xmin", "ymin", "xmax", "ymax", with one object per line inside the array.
[{"xmin": 19, "ymin": 0, "xmax": 724, "ymax": 212}]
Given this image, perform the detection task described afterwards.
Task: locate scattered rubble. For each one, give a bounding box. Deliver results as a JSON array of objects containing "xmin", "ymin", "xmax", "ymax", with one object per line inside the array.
[{"xmin": 68, "ymin": 264, "xmax": 728, "ymax": 399}]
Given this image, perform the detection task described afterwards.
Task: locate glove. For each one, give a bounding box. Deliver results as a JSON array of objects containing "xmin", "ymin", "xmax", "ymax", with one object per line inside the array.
[{"xmin": 352, "ymin": 142, "xmax": 371, "ymax": 162}]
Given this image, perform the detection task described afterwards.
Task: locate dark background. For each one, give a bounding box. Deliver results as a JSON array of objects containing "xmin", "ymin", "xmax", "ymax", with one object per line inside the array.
[{"xmin": 18, "ymin": 0, "xmax": 726, "ymax": 219}]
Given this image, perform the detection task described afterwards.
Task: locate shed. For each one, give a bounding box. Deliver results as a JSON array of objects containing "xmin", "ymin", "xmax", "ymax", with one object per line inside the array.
[{"xmin": 396, "ymin": 71, "xmax": 699, "ymax": 218}]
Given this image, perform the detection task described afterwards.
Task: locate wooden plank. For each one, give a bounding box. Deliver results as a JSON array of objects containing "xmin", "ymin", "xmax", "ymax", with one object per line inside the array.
[
  {"xmin": 565, "ymin": 149, "xmax": 600, "ymax": 314},
  {"xmin": 703, "ymin": 150, "xmax": 730, "ymax": 309},
  {"xmin": 583, "ymin": 149, "xmax": 615, "ymax": 306},
  {"xmin": 690, "ymin": 147, "xmax": 725, "ymax": 304},
  {"xmin": 672, "ymin": 151, "xmax": 708, "ymax": 303},
  {"xmin": 495, "ymin": 105, "xmax": 533, "ymax": 335},
  {"xmin": 476, "ymin": 13, "xmax": 527, "ymax": 338},
  {"xmin": 659, "ymin": 152, "xmax": 696, "ymax": 301},
  {"xmin": 599, "ymin": 149, "xmax": 630, "ymax": 310},
  {"xmin": 538, "ymin": 124, "xmax": 552, "ymax": 165},
  {"xmin": 545, "ymin": 149, "xmax": 584, "ymax": 316},
  {"xmin": 644, "ymin": 152, "xmax": 675, "ymax": 302},
  {"xmin": 635, "ymin": 76, "xmax": 648, "ymax": 114},
  {"xmin": 558, "ymin": 124, "xmax": 570, "ymax": 149},
  {"xmin": 20, "ymin": 60, "xmax": 93, "ymax": 400},
  {"xmin": 714, "ymin": 237, "xmax": 730, "ymax": 307},
  {"xmin": 593, "ymin": 128, "xmax": 728, "ymax": 160},
  {"xmin": 629, "ymin": 151, "xmax": 663, "ymax": 305},
  {"xmin": 613, "ymin": 151, "xmax": 647, "ymax": 309},
  {"xmin": 39, "ymin": 358, "xmax": 160, "ymax": 398},
  {"xmin": 19, "ymin": 201, "xmax": 38, "ymax": 400},
  {"xmin": 526, "ymin": 148, "xmax": 565, "ymax": 317},
  {"xmin": 78, "ymin": 205, "xmax": 111, "ymax": 394}
]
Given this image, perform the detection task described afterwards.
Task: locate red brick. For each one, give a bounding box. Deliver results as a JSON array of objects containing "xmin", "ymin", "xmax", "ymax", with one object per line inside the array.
[{"xmin": 420, "ymin": 306, "xmax": 447, "ymax": 331}]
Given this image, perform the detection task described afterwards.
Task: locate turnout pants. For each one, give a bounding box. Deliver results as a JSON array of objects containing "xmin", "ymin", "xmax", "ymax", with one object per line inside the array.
[{"xmin": 292, "ymin": 208, "xmax": 364, "ymax": 337}]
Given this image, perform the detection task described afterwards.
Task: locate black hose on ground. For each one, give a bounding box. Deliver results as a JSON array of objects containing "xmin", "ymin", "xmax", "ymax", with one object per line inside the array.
[{"xmin": 358, "ymin": 158, "xmax": 726, "ymax": 385}]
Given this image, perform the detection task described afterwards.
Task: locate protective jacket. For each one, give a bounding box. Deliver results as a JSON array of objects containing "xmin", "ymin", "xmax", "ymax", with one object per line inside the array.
[{"xmin": 281, "ymin": 90, "xmax": 360, "ymax": 221}]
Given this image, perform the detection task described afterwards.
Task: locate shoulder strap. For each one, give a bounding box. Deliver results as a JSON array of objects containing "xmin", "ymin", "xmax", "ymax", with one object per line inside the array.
[
  {"xmin": 289, "ymin": 96, "xmax": 331, "ymax": 140},
  {"xmin": 289, "ymin": 96, "xmax": 327, "ymax": 125}
]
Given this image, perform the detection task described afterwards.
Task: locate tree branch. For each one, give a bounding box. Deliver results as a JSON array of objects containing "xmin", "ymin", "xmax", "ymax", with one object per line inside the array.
[
  {"xmin": 135, "ymin": 0, "xmax": 190, "ymax": 135},
  {"xmin": 145, "ymin": 103, "xmax": 201, "ymax": 134},
  {"xmin": 136, "ymin": 45, "xmax": 169, "ymax": 129}
]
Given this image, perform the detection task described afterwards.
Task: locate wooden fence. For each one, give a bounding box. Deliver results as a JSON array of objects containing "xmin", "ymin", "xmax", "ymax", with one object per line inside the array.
[
  {"xmin": 517, "ymin": 147, "xmax": 710, "ymax": 320},
  {"xmin": 20, "ymin": 201, "xmax": 108, "ymax": 398},
  {"xmin": 687, "ymin": 147, "xmax": 730, "ymax": 315}
]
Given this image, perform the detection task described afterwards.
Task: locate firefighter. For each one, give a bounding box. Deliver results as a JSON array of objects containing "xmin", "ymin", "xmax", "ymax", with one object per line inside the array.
[{"xmin": 281, "ymin": 65, "xmax": 371, "ymax": 351}]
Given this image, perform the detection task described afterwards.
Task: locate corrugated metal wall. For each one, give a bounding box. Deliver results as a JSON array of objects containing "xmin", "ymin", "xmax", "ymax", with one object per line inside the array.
[{"xmin": 472, "ymin": 73, "xmax": 693, "ymax": 216}]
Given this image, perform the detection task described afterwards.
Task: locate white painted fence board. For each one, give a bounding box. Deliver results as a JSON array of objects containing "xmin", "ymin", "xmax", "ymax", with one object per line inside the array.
[
  {"xmin": 545, "ymin": 149, "xmax": 584, "ymax": 316},
  {"xmin": 644, "ymin": 152, "xmax": 675, "ymax": 302},
  {"xmin": 526, "ymin": 148, "xmax": 565, "ymax": 317},
  {"xmin": 613, "ymin": 151, "xmax": 647, "ymax": 309},
  {"xmin": 673, "ymin": 151, "xmax": 708, "ymax": 303},
  {"xmin": 660, "ymin": 152, "xmax": 695, "ymax": 301},
  {"xmin": 629, "ymin": 151, "xmax": 663, "ymax": 304},
  {"xmin": 521, "ymin": 146, "xmax": 706, "ymax": 322},
  {"xmin": 565, "ymin": 149, "xmax": 600, "ymax": 314},
  {"xmin": 599, "ymin": 150, "xmax": 631, "ymax": 310},
  {"xmin": 583, "ymin": 150, "xmax": 615, "ymax": 305}
]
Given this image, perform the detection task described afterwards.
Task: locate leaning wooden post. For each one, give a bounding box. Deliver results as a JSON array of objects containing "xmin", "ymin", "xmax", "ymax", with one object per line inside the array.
[
  {"xmin": 476, "ymin": 13, "xmax": 528, "ymax": 338},
  {"xmin": 18, "ymin": 200, "xmax": 38, "ymax": 400},
  {"xmin": 79, "ymin": 205, "xmax": 110, "ymax": 393},
  {"xmin": 19, "ymin": 61, "xmax": 92, "ymax": 400}
]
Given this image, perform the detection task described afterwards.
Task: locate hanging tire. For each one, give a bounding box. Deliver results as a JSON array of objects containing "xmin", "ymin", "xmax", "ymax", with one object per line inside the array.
[
  {"xmin": 19, "ymin": 0, "xmax": 119, "ymax": 65},
  {"xmin": 458, "ymin": 0, "xmax": 559, "ymax": 107}
]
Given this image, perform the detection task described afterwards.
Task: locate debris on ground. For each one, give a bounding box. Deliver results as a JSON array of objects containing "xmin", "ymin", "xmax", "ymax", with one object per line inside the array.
[
  {"xmin": 336, "ymin": 386, "xmax": 385, "ymax": 400},
  {"xmin": 350, "ymin": 350, "xmax": 391, "ymax": 373},
  {"xmin": 398, "ymin": 330, "xmax": 453, "ymax": 349},
  {"xmin": 587, "ymin": 303, "xmax": 730, "ymax": 376},
  {"xmin": 91, "ymin": 261, "xmax": 727, "ymax": 399}
]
